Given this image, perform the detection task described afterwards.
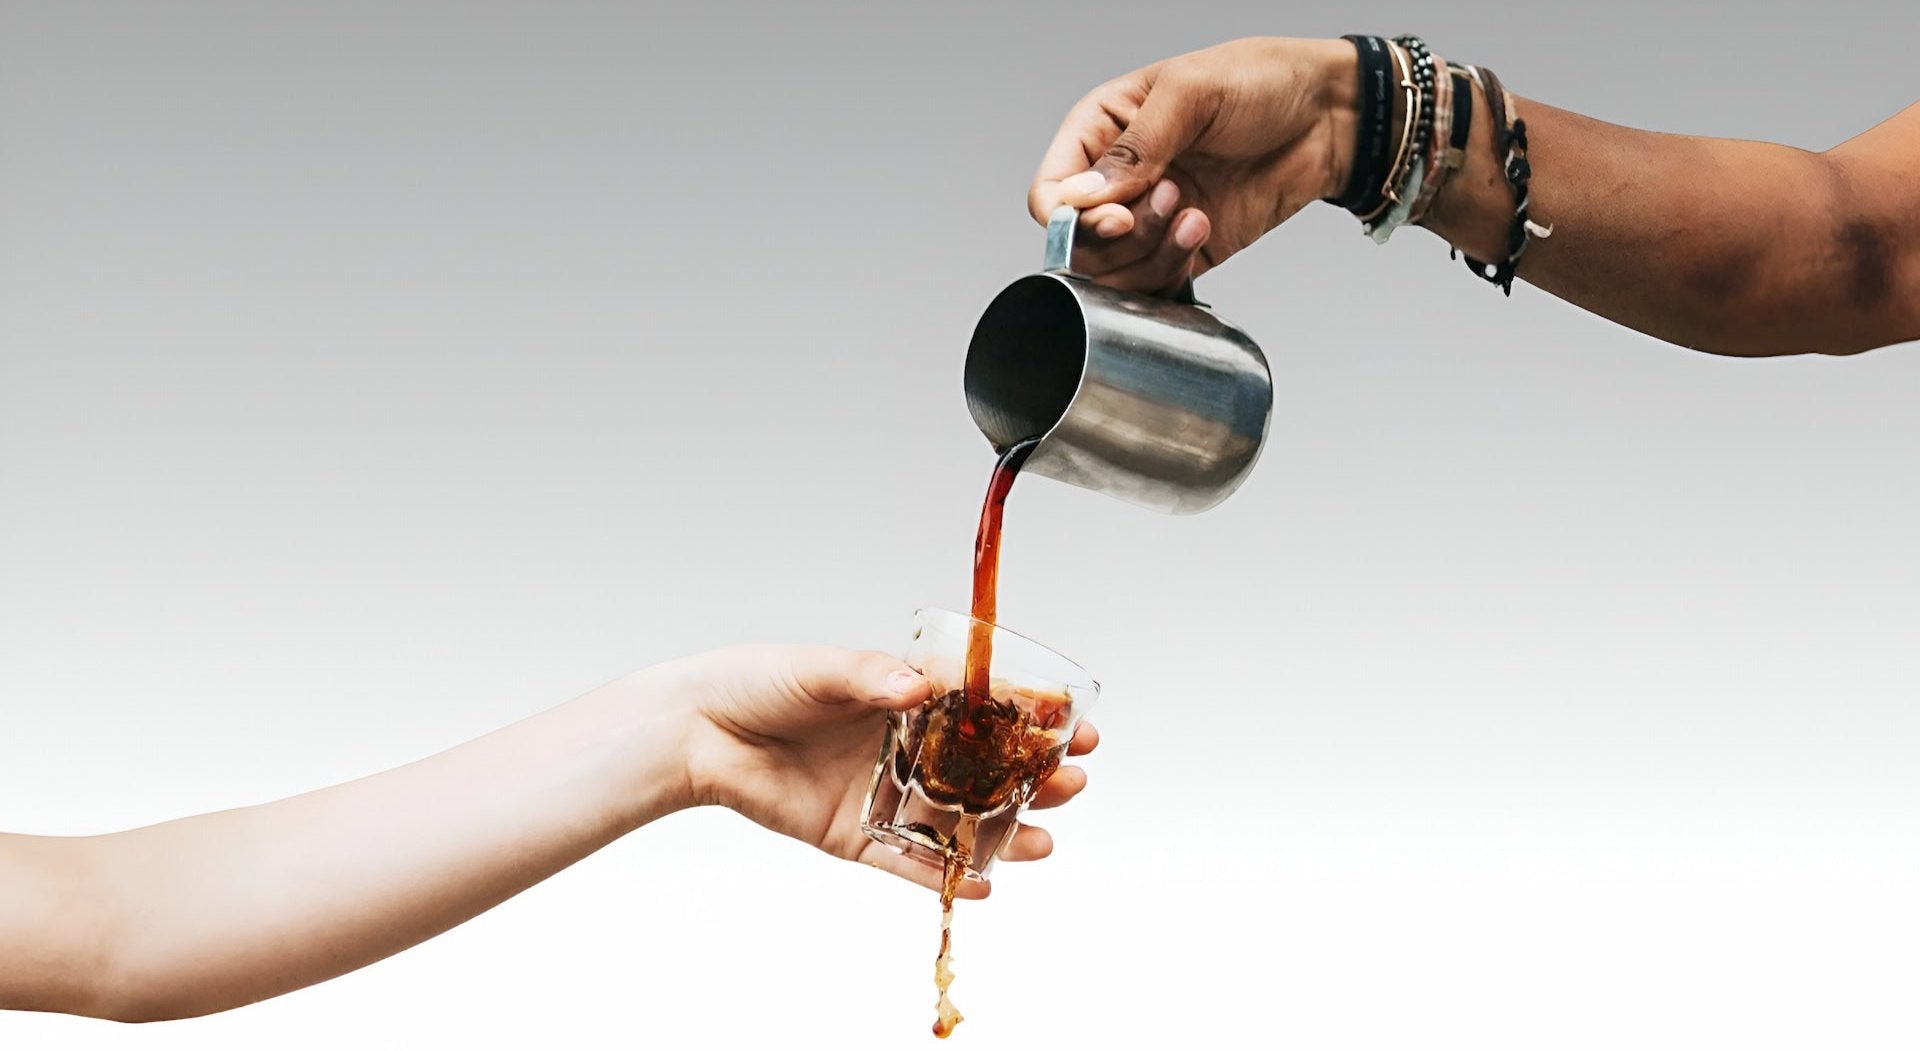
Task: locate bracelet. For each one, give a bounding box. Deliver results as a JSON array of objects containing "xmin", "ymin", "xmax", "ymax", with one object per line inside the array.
[
  {"xmin": 1456, "ymin": 65, "xmax": 1549, "ymax": 295},
  {"xmin": 1355, "ymin": 40, "xmax": 1421, "ymax": 225},
  {"xmin": 1447, "ymin": 69, "xmax": 1473, "ymax": 165},
  {"xmin": 1393, "ymin": 34, "xmax": 1438, "ymax": 203},
  {"xmin": 1332, "ymin": 35, "xmax": 1396, "ymax": 214},
  {"xmin": 1338, "ymin": 33, "xmax": 1546, "ymax": 290},
  {"xmin": 1404, "ymin": 54, "xmax": 1456, "ymax": 227},
  {"xmin": 1363, "ymin": 35, "xmax": 1437, "ymax": 241},
  {"xmin": 1426, "ymin": 65, "xmax": 1476, "ymax": 228}
]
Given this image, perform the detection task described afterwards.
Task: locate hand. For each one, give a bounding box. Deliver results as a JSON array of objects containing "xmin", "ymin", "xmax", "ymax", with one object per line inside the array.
[
  {"xmin": 1028, "ymin": 36, "xmax": 1359, "ymax": 295},
  {"xmin": 0, "ymin": 644, "xmax": 1094, "ymax": 1021},
  {"xmin": 665, "ymin": 645, "xmax": 1098, "ymax": 899}
]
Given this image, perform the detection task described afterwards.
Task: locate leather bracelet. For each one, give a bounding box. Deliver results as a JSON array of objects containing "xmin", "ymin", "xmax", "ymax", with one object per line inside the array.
[
  {"xmin": 1478, "ymin": 65, "xmax": 1509, "ymax": 162},
  {"xmin": 1448, "ymin": 69, "xmax": 1473, "ymax": 157},
  {"xmin": 1408, "ymin": 63, "xmax": 1474, "ymax": 228},
  {"xmin": 1430, "ymin": 68, "xmax": 1472, "ymax": 206},
  {"xmin": 1457, "ymin": 65, "xmax": 1545, "ymax": 295}
]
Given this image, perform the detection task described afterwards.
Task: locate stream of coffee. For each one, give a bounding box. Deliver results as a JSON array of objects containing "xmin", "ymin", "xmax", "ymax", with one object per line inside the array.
[
  {"xmin": 930, "ymin": 825, "xmax": 975, "ymax": 1038},
  {"xmin": 963, "ymin": 436, "xmax": 1040, "ymax": 701},
  {"xmin": 929, "ymin": 435, "xmax": 1043, "ymax": 1039}
]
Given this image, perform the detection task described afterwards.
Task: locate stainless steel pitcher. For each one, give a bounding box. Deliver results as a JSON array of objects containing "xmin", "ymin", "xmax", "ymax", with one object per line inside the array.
[{"xmin": 964, "ymin": 206, "xmax": 1272, "ymax": 515}]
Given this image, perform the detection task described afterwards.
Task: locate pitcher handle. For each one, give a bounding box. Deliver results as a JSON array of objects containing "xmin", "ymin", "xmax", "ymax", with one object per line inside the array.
[
  {"xmin": 1042, "ymin": 204, "xmax": 1080, "ymax": 274},
  {"xmin": 1044, "ymin": 205, "xmax": 1203, "ymax": 306}
]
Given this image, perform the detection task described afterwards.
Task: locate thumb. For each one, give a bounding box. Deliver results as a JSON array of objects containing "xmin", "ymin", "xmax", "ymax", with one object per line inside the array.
[
  {"xmin": 794, "ymin": 647, "xmax": 931, "ymax": 711},
  {"xmin": 1088, "ymin": 79, "xmax": 1212, "ymax": 204},
  {"xmin": 868, "ymin": 658, "xmax": 933, "ymax": 711}
]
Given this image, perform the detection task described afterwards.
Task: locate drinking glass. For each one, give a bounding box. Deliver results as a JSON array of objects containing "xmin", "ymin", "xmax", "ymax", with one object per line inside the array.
[{"xmin": 860, "ymin": 608, "xmax": 1100, "ymax": 881}]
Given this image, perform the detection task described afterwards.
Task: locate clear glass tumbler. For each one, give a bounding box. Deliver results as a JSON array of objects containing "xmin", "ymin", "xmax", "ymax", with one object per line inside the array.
[{"xmin": 861, "ymin": 608, "xmax": 1100, "ymax": 881}]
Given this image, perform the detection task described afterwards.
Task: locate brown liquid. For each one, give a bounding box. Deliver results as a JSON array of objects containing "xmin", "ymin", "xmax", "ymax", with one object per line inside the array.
[
  {"xmin": 964, "ymin": 437, "xmax": 1041, "ymax": 704},
  {"xmin": 907, "ymin": 689, "xmax": 1070, "ymax": 815},
  {"xmin": 929, "ymin": 435, "xmax": 1047, "ymax": 1039},
  {"xmin": 931, "ymin": 823, "xmax": 974, "ymax": 1039}
]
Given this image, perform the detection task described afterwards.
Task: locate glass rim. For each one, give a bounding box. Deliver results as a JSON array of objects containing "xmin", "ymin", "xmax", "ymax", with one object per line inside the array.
[{"xmin": 912, "ymin": 606, "xmax": 1101, "ymax": 694}]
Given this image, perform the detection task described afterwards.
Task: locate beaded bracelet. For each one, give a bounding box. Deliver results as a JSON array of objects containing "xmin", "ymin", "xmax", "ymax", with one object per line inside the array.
[{"xmin": 1393, "ymin": 33, "xmax": 1438, "ymax": 202}]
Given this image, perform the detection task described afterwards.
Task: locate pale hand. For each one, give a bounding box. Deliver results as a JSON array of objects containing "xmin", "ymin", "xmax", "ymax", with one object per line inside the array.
[{"xmin": 665, "ymin": 645, "xmax": 1098, "ymax": 899}]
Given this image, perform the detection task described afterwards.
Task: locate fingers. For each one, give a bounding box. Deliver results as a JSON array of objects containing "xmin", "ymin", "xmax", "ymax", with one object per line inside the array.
[
  {"xmin": 1027, "ymin": 67, "xmax": 1213, "ymax": 297},
  {"xmin": 1068, "ymin": 719, "xmax": 1100, "ymax": 757},
  {"xmin": 1086, "ymin": 73, "xmax": 1211, "ymax": 207},
  {"xmin": 861, "ymin": 845, "xmax": 991, "ymax": 900},
  {"xmin": 1032, "ymin": 76, "xmax": 1210, "ymax": 220},
  {"xmin": 1082, "ymin": 207, "xmax": 1211, "ymax": 296},
  {"xmin": 859, "ymin": 816, "xmax": 1070, "ymax": 894},
  {"xmin": 1027, "ymin": 764, "xmax": 1086, "ymax": 810},
  {"xmin": 790, "ymin": 647, "xmax": 930, "ymax": 711},
  {"xmin": 863, "ymin": 822, "xmax": 1058, "ymax": 886},
  {"xmin": 1080, "ymin": 194, "xmax": 1139, "ymax": 241},
  {"xmin": 1066, "ymin": 178, "xmax": 1180, "ymax": 275},
  {"xmin": 997, "ymin": 823, "xmax": 1054, "ymax": 862},
  {"xmin": 1029, "ymin": 77, "xmax": 1147, "ymax": 224},
  {"xmin": 1028, "ymin": 720, "xmax": 1100, "ymax": 809}
]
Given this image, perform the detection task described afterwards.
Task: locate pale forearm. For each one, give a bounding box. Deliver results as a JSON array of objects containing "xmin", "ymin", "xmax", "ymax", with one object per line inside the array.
[
  {"xmin": 7, "ymin": 673, "xmax": 691, "ymax": 1022},
  {"xmin": 1424, "ymin": 94, "xmax": 1920, "ymax": 356}
]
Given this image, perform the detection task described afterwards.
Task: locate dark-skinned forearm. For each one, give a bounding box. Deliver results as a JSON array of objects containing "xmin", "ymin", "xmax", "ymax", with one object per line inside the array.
[{"xmin": 1422, "ymin": 89, "xmax": 1920, "ymax": 356}]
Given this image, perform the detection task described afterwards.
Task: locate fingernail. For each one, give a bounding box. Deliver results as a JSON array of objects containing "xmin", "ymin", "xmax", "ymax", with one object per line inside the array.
[
  {"xmin": 1093, "ymin": 214, "xmax": 1128, "ymax": 239},
  {"xmin": 1059, "ymin": 170, "xmax": 1106, "ymax": 199},
  {"xmin": 885, "ymin": 669, "xmax": 922, "ymax": 697},
  {"xmin": 1150, "ymin": 179, "xmax": 1179, "ymax": 218},
  {"xmin": 1173, "ymin": 212, "xmax": 1206, "ymax": 250}
]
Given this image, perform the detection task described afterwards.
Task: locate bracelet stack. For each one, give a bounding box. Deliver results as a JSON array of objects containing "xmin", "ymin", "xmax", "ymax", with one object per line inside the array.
[{"xmin": 1334, "ymin": 34, "xmax": 1548, "ymax": 294}]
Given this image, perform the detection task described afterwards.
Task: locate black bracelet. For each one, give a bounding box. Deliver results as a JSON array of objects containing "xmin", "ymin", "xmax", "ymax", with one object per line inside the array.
[
  {"xmin": 1448, "ymin": 69, "xmax": 1472, "ymax": 157},
  {"xmin": 1332, "ymin": 35, "xmax": 1394, "ymax": 214}
]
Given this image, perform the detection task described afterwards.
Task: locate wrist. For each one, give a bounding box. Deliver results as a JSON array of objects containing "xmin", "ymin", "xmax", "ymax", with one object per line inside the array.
[
  {"xmin": 1316, "ymin": 36, "xmax": 1411, "ymax": 209},
  {"xmin": 586, "ymin": 667, "xmax": 702, "ymax": 826},
  {"xmin": 1421, "ymin": 77, "xmax": 1512, "ymax": 260},
  {"xmin": 1314, "ymin": 37, "xmax": 1360, "ymax": 200}
]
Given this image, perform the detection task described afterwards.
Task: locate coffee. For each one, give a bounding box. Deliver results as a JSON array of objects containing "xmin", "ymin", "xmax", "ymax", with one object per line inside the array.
[
  {"xmin": 964, "ymin": 436, "xmax": 1040, "ymax": 702},
  {"xmin": 923, "ymin": 435, "xmax": 1055, "ymax": 1038},
  {"xmin": 930, "ymin": 839, "xmax": 971, "ymax": 1038},
  {"xmin": 914, "ymin": 687, "xmax": 1069, "ymax": 1037}
]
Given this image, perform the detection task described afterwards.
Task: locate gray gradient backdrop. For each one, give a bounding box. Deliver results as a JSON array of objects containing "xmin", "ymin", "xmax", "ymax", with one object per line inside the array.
[{"xmin": 4, "ymin": 2, "xmax": 1917, "ymax": 1048}]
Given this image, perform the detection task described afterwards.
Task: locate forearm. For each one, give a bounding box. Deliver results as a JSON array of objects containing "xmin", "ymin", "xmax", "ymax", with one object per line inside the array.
[
  {"xmin": 1032, "ymin": 36, "xmax": 1920, "ymax": 353},
  {"xmin": 1423, "ymin": 92, "xmax": 1920, "ymax": 356},
  {"xmin": 2, "ymin": 673, "xmax": 692, "ymax": 1022}
]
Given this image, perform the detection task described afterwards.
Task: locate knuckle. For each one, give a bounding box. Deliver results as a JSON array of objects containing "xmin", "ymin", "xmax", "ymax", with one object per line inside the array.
[{"xmin": 1102, "ymin": 137, "xmax": 1146, "ymax": 170}]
